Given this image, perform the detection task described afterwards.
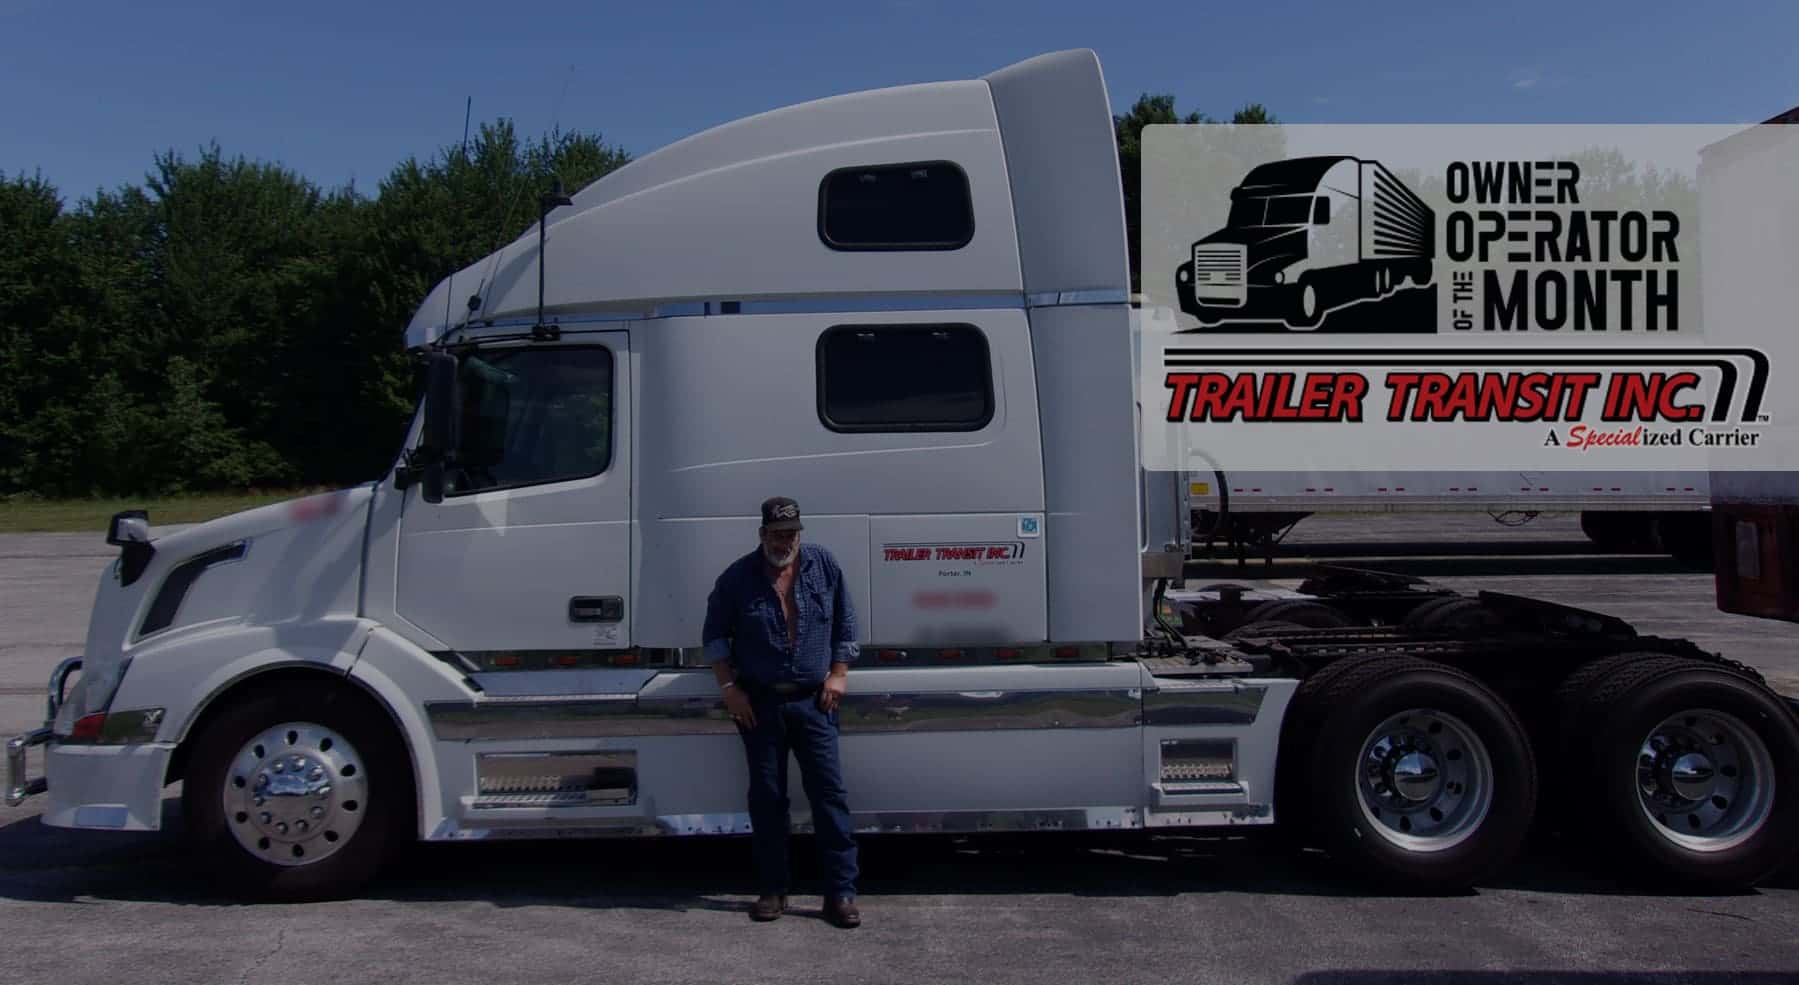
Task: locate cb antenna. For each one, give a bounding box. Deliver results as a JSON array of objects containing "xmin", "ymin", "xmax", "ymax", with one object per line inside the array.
[{"xmin": 461, "ymin": 96, "xmax": 472, "ymax": 161}]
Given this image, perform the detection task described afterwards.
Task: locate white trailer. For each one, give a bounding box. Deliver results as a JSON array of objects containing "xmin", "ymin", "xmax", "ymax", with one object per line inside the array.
[{"xmin": 9, "ymin": 51, "xmax": 1797, "ymax": 901}]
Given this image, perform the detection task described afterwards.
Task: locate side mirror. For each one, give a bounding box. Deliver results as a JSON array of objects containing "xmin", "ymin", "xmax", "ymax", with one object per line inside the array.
[
  {"xmin": 106, "ymin": 509, "xmax": 155, "ymax": 586},
  {"xmin": 1313, "ymin": 196, "xmax": 1330, "ymax": 225},
  {"xmin": 419, "ymin": 351, "xmax": 460, "ymax": 504},
  {"xmin": 106, "ymin": 510, "xmax": 150, "ymax": 547}
]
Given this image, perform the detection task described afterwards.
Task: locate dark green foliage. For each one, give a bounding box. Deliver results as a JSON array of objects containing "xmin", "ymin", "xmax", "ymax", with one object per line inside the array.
[{"xmin": 0, "ymin": 122, "xmax": 630, "ymax": 498}]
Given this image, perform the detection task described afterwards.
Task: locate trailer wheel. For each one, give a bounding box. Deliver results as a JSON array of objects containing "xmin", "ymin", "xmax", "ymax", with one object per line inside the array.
[
  {"xmin": 181, "ymin": 681, "xmax": 413, "ymax": 901},
  {"xmin": 1574, "ymin": 660, "xmax": 1799, "ymax": 890},
  {"xmin": 1287, "ymin": 657, "xmax": 1537, "ymax": 890},
  {"xmin": 1243, "ymin": 599, "xmax": 1351, "ymax": 629}
]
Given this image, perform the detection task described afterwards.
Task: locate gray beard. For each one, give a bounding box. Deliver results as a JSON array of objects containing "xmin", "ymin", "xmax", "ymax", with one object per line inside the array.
[{"xmin": 763, "ymin": 546, "xmax": 797, "ymax": 568}]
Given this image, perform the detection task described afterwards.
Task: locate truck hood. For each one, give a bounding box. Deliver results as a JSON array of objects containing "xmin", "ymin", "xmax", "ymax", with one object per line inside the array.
[
  {"xmin": 144, "ymin": 486, "xmax": 375, "ymax": 565},
  {"xmin": 67, "ymin": 485, "xmax": 378, "ymax": 731}
]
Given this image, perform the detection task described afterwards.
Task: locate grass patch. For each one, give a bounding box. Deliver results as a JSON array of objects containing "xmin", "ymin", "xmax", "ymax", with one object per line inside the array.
[{"xmin": 0, "ymin": 489, "xmax": 331, "ymax": 533}]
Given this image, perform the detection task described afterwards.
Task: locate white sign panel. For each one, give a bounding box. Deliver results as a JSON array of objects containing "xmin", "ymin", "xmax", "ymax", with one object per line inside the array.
[{"xmin": 1138, "ymin": 123, "xmax": 1799, "ymax": 472}]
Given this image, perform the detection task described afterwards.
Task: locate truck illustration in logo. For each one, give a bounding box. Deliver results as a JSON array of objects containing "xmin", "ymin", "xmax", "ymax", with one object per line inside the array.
[{"xmin": 1175, "ymin": 156, "xmax": 1435, "ymax": 331}]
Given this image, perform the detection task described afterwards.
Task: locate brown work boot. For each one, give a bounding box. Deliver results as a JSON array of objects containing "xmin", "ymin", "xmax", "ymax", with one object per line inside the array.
[
  {"xmin": 823, "ymin": 896, "xmax": 861, "ymax": 928},
  {"xmin": 749, "ymin": 894, "xmax": 786, "ymax": 921}
]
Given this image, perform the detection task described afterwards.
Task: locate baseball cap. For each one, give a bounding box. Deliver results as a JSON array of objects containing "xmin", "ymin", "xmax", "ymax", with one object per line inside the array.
[{"xmin": 761, "ymin": 496, "xmax": 804, "ymax": 531}]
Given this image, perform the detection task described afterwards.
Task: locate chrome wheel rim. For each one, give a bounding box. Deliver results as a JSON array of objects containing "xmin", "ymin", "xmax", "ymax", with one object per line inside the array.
[
  {"xmin": 221, "ymin": 722, "xmax": 369, "ymax": 867},
  {"xmin": 1633, "ymin": 709, "xmax": 1774, "ymax": 852},
  {"xmin": 1355, "ymin": 708, "xmax": 1494, "ymax": 852}
]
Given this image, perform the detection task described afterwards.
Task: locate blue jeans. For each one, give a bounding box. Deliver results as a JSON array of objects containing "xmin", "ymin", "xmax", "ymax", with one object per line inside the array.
[{"xmin": 736, "ymin": 688, "xmax": 859, "ymax": 899}]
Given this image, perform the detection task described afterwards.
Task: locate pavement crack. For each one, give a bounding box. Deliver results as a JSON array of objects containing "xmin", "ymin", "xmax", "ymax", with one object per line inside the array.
[
  {"xmin": 239, "ymin": 927, "xmax": 287, "ymax": 985},
  {"xmin": 1686, "ymin": 907, "xmax": 1753, "ymax": 922}
]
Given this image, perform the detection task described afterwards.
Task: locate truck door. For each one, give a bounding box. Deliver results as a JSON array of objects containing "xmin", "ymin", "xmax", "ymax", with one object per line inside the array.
[{"xmin": 393, "ymin": 334, "xmax": 632, "ymax": 654}]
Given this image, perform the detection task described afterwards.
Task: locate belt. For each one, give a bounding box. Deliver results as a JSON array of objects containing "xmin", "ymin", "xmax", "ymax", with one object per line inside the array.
[{"xmin": 739, "ymin": 679, "xmax": 821, "ymax": 696}]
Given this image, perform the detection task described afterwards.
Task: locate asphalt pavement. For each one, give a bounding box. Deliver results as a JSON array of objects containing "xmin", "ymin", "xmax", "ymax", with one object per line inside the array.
[{"xmin": 2, "ymin": 514, "xmax": 1796, "ymax": 985}]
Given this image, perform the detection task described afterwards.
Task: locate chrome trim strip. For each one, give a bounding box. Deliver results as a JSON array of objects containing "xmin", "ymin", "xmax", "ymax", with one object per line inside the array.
[
  {"xmin": 1025, "ymin": 288, "xmax": 1130, "ymax": 307},
  {"xmin": 1158, "ymin": 781, "xmax": 1246, "ymax": 796},
  {"xmin": 840, "ymin": 688, "xmax": 1141, "ymax": 732},
  {"xmin": 428, "ymin": 695, "xmax": 652, "ymax": 741},
  {"xmin": 1143, "ymin": 683, "xmax": 1267, "ymax": 727},
  {"xmin": 427, "ymin": 687, "xmax": 1145, "ymax": 740},
  {"xmin": 1144, "ymin": 805, "xmax": 1273, "ymax": 826},
  {"xmin": 435, "ymin": 289, "xmax": 1132, "ymax": 339},
  {"xmin": 431, "ymin": 807, "xmax": 1144, "ymax": 840}
]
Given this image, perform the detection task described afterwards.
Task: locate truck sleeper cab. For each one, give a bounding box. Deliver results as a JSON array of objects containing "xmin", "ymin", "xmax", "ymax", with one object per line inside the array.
[{"xmin": 9, "ymin": 50, "xmax": 1798, "ymax": 902}]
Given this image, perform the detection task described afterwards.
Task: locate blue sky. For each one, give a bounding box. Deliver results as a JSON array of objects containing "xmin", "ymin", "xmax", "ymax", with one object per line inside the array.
[{"xmin": 5, "ymin": 0, "xmax": 1796, "ymax": 204}]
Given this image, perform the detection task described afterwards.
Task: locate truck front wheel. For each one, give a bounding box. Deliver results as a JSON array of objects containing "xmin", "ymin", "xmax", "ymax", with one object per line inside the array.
[
  {"xmin": 181, "ymin": 681, "xmax": 414, "ymax": 901},
  {"xmin": 1282, "ymin": 657, "xmax": 1537, "ymax": 891},
  {"xmin": 1288, "ymin": 279, "xmax": 1323, "ymax": 329}
]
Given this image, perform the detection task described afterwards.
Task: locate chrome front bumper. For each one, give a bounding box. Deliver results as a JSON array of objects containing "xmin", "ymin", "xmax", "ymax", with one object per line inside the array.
[{"xmin": 4, "ymin": 657, "xmax": 81, "ymax": 807}]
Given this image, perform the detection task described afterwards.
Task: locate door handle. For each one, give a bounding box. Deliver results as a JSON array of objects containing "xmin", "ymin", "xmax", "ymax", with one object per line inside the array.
[{"xmin": 569, "ymin": 596, "xmax": 624, "ymax": 622}]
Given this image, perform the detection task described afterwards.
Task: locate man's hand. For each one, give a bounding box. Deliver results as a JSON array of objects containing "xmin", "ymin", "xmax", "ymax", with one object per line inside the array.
[
  {"xmin": 818, "ymin": 666, "xmax": 849, "ymax": 713},
  {"xmin": 724, "ymin": 686, "xmax": 756, "ymax": 729}
]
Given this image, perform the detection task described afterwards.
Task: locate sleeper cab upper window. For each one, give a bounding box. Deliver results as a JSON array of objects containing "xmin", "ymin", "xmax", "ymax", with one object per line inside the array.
[
  {"xmin": 816, "ymin": 324, "xmax": 994, "ymax": 433},
  {"xmin": 817, "ymin": 161, "xmax": 974, "ymax": 251}
]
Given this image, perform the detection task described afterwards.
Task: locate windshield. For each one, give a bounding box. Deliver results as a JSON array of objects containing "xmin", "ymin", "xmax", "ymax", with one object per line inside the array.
[
  {"xmin": 1266, "ymin": 195, "xmax": 1315, "ymax": 225},
  {"xmin": 1227, "ymin": 193, "xmax": 1317, "ymax": 227},
  {"xmin": 1227, "ymin": 197, "xmax": 1264, "ymax": 227}
]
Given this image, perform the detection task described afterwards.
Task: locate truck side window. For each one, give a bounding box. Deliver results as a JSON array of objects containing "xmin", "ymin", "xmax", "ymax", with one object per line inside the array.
[
  {"xmin": 818, "ymin": 161, "xmax": 974, "ymax": 251},
  {"xmin": 446, "ymin": 346, "xmax": 614, "ymax": 495},
  {"xmin": 816, "ymin": 324, "xmax": 992, "ymax": 432}
]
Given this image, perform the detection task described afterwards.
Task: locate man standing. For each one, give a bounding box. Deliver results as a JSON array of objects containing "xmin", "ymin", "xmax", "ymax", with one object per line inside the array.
[{"xmin": 704, "ymin": 496, "xmax": 862, "ymax": 928}]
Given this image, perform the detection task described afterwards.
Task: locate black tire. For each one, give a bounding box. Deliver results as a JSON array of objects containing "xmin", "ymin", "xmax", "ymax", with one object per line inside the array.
[
  {"xmin": 1283, "ymin": 656, "xmax": 1538, "ymax": 891},
  {"xmin": 1242, "ymin": 599, "xmax": 1351, "ymax": 629},
  {"xmin": 1222, "ymin": 619, "xmax": 1307, "ymax": 641},
  {"xmin": 1407, "ymin": 598, "xmax": 1504, "ymax": 634},
  {"xmin": 1573, "ymin": 660, "xmax": 1799, "ymax": 891},
  {"xmin": 1401, "ymin": 597, "xmax": 1465, "ymax": 630},
  {"xmin": 1543, "ymin": 652, "xmax": 1692, "ymax": 833},
  {"xmin": 1288, "ymin": 278, "xmax": 1323, "ymax": 329},
  {"xmin": 181, "ymin": 681, "xmax": 414, "ymax": 901}
]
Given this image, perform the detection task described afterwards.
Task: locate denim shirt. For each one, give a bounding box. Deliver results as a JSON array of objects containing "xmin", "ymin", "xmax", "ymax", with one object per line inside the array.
[{"xmin": 703, "ymin": 542, "xmax": 861, "ymax": 687}]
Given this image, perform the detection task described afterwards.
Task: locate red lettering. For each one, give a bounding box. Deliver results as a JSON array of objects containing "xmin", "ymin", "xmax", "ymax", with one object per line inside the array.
[{"xmin": 1163, "ymin": 373, "xmax": 1200, "ymax": 422}]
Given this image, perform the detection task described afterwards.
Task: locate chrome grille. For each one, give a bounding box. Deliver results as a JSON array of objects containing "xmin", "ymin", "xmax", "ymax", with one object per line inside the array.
[{"xmin": 1192, "ymin": 245, "xmax": 1244, "ymax": 283}]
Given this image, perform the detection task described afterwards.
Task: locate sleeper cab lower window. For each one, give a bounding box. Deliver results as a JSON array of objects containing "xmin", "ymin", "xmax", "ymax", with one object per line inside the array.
[
  {"xmin": 817, "ymin": 161, "xmax": 974, "ymax": 251},
  {"xmin": 816, "ymin": 324, "xmax": 993, "ymax": 432},
  {"xmin": 446, "ymin": 345, "xmax": 614, "ymax": 495}
]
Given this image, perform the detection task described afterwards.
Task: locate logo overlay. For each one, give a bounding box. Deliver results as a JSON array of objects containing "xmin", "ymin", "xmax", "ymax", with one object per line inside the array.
[{"xmin": 1139, "ymin": 123, "xmax": 1797, "ymax": 472}]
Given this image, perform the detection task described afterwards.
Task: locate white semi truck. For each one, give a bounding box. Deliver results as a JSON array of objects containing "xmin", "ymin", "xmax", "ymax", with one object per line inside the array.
[{"xmin": 9, "ymin": 50, "xmax": 1797, "ymax": 901}]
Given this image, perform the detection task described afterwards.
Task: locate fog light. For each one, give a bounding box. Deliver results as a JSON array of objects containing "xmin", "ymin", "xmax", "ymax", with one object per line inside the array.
[{"xmin": 1274, "ymin": 270, "xmax": 1285, "ymax": 284}]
